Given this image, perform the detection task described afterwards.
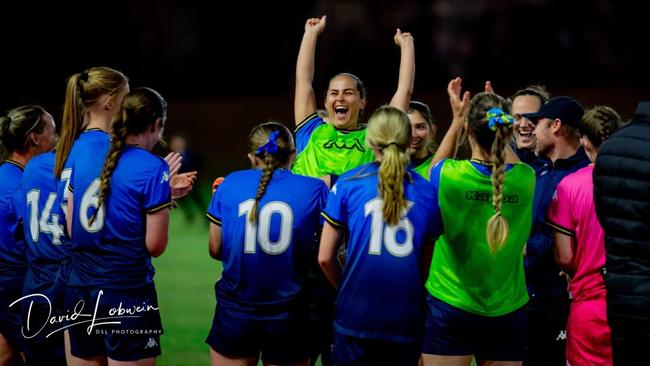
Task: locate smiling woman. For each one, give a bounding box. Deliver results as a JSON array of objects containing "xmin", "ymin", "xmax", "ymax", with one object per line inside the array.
[{"xmin": 291, "ymin": 15, "xmax": 415, "ymax": 185}]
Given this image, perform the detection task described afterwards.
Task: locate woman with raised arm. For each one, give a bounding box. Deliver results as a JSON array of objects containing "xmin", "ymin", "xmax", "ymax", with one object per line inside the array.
[
  {"xmin": 422, "ymin": 93, "xmax": 534, "ymax": 366},
  {"xmin": 292, "ymin": 15, "xmax": 415, "ymax": 185}
]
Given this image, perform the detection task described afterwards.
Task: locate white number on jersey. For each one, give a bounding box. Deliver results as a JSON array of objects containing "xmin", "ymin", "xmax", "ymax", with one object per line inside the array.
[
  {"xmin": 364, "ymin": 198, "xmax": 414, "ymax": 257},
  {"xmin": 238, "ymin": 199, "xmax": 293, "ymax": 255},
  {"xmin": 79, "ymin": 178, "xmax": 105, "ymax": 233},
  {"xmin": 59, "ymin": 168, "xmax": 71, "ymax": 220},
  {"xmin": 26, "ymin": 190, "xmax": 65, "ymax": 245}
]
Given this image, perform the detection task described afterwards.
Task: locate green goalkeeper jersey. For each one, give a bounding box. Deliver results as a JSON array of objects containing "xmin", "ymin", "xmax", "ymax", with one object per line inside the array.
[
  {"xmin": 425, "ymin": 159, "xmax": 534, "ymax": 316},
  {"xmin": 292, "ymin": 113, "xmax": 375, "ymax": 178}
]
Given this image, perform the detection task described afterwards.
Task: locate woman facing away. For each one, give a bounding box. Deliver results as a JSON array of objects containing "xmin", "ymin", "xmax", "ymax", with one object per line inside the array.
[
  {"xmin": 0, "ymin": 105, "xmax": 58, "ymax": 366},
  {"xmin": 422, "ymin": 92, "xmax": 535, "ymax": 366},
  {"xmin": 319, "ymin": 106, "xmax": 440, "ymax": 366},
  {"xmin": 205, "ymin": 122, "xmax": 328, "ymax": 366},
  {"xmin": 65, "ymin": 87, "xmax": 194, "ymax": 366},
  {"xmin": 547, "ymin": 106, "xmax": 623, "ymax": 366}
]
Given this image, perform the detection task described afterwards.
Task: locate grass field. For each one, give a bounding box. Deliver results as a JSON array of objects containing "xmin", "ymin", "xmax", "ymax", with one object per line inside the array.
[
  {"xmin": 154, "ymin": 199, "xmax": 325, "ymax": 366},
  {"xmin": 154, "ymin": 208, "xmax": 215, "ymax": 366}
]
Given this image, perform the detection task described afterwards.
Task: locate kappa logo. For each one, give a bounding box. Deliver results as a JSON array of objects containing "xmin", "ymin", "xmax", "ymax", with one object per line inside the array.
[
  {"xmin": 145, "ymin": 337, "xmax": 158, "ymax": 349},
  {"xmin": 323, "ymin": 139, "xmax": 366, "ymax": 152},
  {"xmin": 465, "ymin": 191, "xmax": 519, "ymax": 204},
  {"xmin": 161, "ymin": 171, "xmax": 169, "ymax": 184},
  {"xmin": 555, "ymin": 330, "xmax": 567, "ymax": 341}
]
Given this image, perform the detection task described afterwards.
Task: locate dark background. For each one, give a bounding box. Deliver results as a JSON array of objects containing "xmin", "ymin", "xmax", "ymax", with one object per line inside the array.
[{"xmin": 2, "ymin": 0, "xmax": 649, "ymax": 178}]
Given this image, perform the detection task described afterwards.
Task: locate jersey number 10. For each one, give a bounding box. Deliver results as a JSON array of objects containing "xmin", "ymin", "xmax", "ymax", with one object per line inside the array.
[{"xmin": 238, "ymin": 199, "xmax": 293, "ymax": 255}]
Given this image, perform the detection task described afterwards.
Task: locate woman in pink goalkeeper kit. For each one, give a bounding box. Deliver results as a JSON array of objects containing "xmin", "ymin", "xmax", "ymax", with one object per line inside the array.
[{"xmin": 546, "ymin": 106, "xmax": 623, "ymax": 366}]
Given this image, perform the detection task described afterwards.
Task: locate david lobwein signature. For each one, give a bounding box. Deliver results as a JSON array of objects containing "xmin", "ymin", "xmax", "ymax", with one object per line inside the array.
[{"xmin": 9, "ymin": 290, "xmax": 159, "ymax": 339}]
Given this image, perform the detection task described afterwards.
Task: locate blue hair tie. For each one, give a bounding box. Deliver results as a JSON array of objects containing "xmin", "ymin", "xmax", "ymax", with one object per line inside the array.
[
  {"xmin": 256, "ymin": 130, "xmax": 281, "ymax": 155},
  {"xmin": 486, "ymin": 108, "xmax": 514, "ymax": 131}
]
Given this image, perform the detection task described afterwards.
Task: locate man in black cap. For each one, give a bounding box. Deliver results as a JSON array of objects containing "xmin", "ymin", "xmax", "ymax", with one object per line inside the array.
[
  {"xmin": 521, "ymin": 96, "xmax": 591, "ymax": 365},
  {"xmin": 593, "ymin": 101, "xmax": 650, "ymax": 365}
]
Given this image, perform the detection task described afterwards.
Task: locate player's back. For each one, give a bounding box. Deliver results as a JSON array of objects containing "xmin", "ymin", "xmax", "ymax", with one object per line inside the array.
[
  {"xmin": 0, "ymin": 160, "xmax": 26, "ymax": 275},
  {"xmin": 208, "ymin": 168, "xmax": 328, "ymax": 312},
  {"xmin": 69, "ymin": 145, "xmax": 170, "ymax": 289},
  {"xmin": 322, "ymin": 162, "xmax": 439, "ymax": 342},
  {"xmin": 23, "ymin": 151, "xmax": 68, "ymax": 293}
]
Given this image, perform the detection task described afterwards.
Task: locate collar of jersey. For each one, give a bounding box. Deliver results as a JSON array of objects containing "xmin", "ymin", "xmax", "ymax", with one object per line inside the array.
[{"xmin": 3, "ymin": 159, "xmax": 25, "ymax": 170}]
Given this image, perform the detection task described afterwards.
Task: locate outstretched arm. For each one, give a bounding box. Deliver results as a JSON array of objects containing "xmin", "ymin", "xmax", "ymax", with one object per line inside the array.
[
  {"xmin": 389, "ymin": 29, "xmax": 415, "ymax": 112},
  {"xmin": 430, "ymin": 77, "xmax": 470, "ymax": 169},
  {"xmin": 295, "ymin": 15, "xmax": 327, "ymax": 125}
]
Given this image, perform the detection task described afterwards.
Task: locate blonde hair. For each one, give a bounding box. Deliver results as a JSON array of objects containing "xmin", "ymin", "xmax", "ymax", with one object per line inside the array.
[
  {"xmin": 366, "ymin": 106, "xmax": 412, "ymax": 226},
  {"xmin": 247, "ymin": 122, "xmax": 295, "ymax": 222},
  {"xmin": 55, "ymin": 67, "xmax": 128, "ymax": 177},
  {"xmin": 89, "ymin": 88, "xmax": 166, "ymax": 225},
  {"xmin": 467, "ymin": 93, "xmax": 513, "ymax": 254}
]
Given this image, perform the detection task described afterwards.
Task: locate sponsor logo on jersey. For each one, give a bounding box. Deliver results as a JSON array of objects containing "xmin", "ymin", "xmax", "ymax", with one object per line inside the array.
[{"xmin": 323, "ymin": 138, "xmax": 365, "ymax": 152}]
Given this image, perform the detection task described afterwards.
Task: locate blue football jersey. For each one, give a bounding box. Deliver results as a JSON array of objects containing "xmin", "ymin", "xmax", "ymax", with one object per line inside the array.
[
  {"xmin": 0, "ymin": 160, "xmax": 27, "ymax": 302},
  {"xmin": 322, "ymin": 162, "xmax": 441, "ymax": 343},
  {"xmin": 206, "ymin": 168, "xmax": 328, "ymax": 316},
  {"xmin": 22, "ymin": 151, "xmax": 68, "ymax": 295},
  {"xmin": 69, "ymin": 145, "xmax": 171, "ymax": 289},
  {"xmin": 57, "ymin": 129, "xmax": 111, "ymax": 231}
]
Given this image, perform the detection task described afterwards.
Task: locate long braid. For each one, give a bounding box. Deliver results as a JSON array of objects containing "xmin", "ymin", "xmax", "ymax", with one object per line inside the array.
[
  {"xmin": 485, "ymin": 124, "xmax": 510, "ymax": 254},
  {"xmin": 379, "ymin": 144, "xmax": 409, "ymax": 226},
  {"xmin": 89, "ymin": 114, "xmax": 127, "ymax": 226},
  {"xmin": 248, "ymin": 153, "xmax": 276, "ymax": 223}
]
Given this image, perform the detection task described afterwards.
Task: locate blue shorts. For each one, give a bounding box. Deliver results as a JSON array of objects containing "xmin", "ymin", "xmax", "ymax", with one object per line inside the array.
[
  {"xmin": 64, "ymin": 283, "xmax": 163, "ymax": 361},
  {"xmin": 423, "ymin": 294, "xmax": 528, "ymax": 361},
  {"xmin": 20, "ymin": 289, "xmax": 66, "ymax": 365},
  {"xmin": 206, "ymin": 303, "xmax": 309, "ymax": 365},
  {"xmin": 0, "ymin": 279, "xmax": 25, "ymax": 351},
  {"xmin": 331, "ymin": 331, "xmax": 420, "ymax": 366}
]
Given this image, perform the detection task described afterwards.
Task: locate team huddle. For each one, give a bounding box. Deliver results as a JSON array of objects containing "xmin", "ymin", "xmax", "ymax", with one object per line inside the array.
[{"xmin": 0, "ymin": 15, "xmax": 642, "ymax": 366}]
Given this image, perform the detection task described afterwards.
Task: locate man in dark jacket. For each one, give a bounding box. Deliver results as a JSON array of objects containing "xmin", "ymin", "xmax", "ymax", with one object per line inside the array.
[
  {"xmin": 521, "ymin": 96, "xmax": 591, "ymax": 365},
  {"xmin": 594, "ymin": 101, "xmax": 650, "ymax": 365}
]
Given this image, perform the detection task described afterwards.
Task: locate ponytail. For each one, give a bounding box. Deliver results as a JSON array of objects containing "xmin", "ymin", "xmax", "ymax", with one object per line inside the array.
[
  {"xmin": 378, "ymin": 143, "xmax": 409, "ymax": 226},
  {"xmin": 56, "ymin": 73, "xmax": 84, "ymax": 177},
  {"xmin": 89, "ymin": 112, "xmax": 127, "ymax": 226},
  {"xmin": 365, "ymin": 106, "xmax": 412, "ymax": 226},
  {"xmin": 55, "ymin": 67, "xmax": 129, "ymax": 177},
  {"xmin": 246, "ymin": 123, "xmax": 295, "ymax": 223},
  {"xmin": 249, "ymin": 153, "xmax": 276, "ymax": 222},
  {"xmin": 485, "ymin": 124, "xmax": 510, "ymax": 254}
]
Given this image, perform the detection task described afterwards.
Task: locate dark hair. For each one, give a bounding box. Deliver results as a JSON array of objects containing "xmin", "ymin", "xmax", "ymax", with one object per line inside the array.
[
  {"xmin": 467, "ymin": 92, "xmax": 513, "ymax": 254},
  {"xmin": 511, "ymin": 85, "xmax": 550, "ymax": 105},
  {"xmin": 56, "ymin": 66, "xmax": 128, "ymax": 177},
  {"xmin": 0, "ymin": 105, "xmax": 48, "ymax": 160},
  {"xmin": 90, "ymin": 87, "xmax": 166, "ymax": 225},
  {"xmin": 329, "ymin": 73, "xmax": 367, "ymax": 100},
  {"xmin": 408, "ymin": 100, "xmax": 435, "ymax": 127},
  {"xmin": 247, "ymin": 122, "xmax": 295, "ymax": 222},
  {"xmin": 579, "ymin": 106, "xmax": 623, "ymax": 148}
]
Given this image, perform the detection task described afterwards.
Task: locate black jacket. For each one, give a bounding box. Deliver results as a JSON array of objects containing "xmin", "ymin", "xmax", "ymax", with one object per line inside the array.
[{"xmin": 594, "ymin": 101, "xmax": 650, "ymax": 321}]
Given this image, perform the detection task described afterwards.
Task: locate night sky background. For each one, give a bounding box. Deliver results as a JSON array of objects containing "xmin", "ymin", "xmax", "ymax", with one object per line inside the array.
[{"xmin": 2, "ymin": 0, "xmax": 649, "ymax": 177}]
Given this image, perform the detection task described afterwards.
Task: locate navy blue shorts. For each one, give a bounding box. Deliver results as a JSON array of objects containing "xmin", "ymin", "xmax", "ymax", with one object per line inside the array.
[
  {"xmin": 0, "ymin": 280, "xmax": 26, "ymax": 351},
  {"xmin": 64, "ymin": 283, "xmax": 163, "ymax": 361},
  {"xmin": 422, "ymin": 294, "xmax": 528, "ymax": 361},
  {"xmin": 331, "ymin": 331, "xmax": 420, "ymax": 366},
  {"xmin": 206, "ymin": 303, "xmax": 310, "ymax": 365}
]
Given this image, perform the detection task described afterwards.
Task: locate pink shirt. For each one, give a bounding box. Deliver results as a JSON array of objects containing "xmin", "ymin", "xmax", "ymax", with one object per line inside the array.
[{"xmin": 547, "ymin": 165, "xmax": 607, "ymax": 302}]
